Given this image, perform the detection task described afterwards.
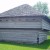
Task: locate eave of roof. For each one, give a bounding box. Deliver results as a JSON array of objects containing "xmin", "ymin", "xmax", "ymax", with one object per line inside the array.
[{"xmin": 0, "ymin": 4, "xmax": 50, "ymax": 23}]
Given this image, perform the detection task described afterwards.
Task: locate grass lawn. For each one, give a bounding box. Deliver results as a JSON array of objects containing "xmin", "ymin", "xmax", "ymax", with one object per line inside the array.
[{"xmin": 0, "ymin": 36, "xmax": 50, "ymax": 50}]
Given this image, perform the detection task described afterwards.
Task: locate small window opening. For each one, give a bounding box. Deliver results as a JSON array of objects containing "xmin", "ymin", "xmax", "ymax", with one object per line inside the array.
[
  {"xmin": 6, "ymin": 20, "xmax": 8, "ymax": 21},
  {"xmin": 0, "ymin": 20, "xmax": 2, "ymax": 21}
]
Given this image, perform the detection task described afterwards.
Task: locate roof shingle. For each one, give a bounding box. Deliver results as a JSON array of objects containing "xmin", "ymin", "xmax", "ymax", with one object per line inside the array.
[
  {"xmin": 0, "ymin": 4, "xmax": 50, "ymax": 23},
  {"xmin": 0, "ymin": 4, "xmax": 44, "ymax": 17}
]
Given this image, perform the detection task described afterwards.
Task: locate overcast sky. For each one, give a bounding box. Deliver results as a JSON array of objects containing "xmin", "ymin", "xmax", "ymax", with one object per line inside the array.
[{"xmin": 0, "ymin": 0, "xmax": 50, "ymax": 13}]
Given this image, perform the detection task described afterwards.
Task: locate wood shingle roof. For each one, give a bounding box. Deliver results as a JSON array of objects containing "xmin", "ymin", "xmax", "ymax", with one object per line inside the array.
[
  {"xmin": 0, "ymin": 4, "xmax": 44, "ymax": 17},
  {"xmin": 0, "ymin": 4, "xmax": 50, "ymax": 23}
]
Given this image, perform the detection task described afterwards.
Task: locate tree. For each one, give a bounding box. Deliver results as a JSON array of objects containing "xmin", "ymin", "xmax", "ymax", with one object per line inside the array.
[{"xmin": 33, "ymin": 2, "xmax": 49, "ymax": 15}]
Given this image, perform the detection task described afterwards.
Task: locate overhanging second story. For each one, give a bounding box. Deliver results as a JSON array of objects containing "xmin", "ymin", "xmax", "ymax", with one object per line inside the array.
[{"xmin": 0, "ymin": 4, "xmax": 50, "ymax": 30}]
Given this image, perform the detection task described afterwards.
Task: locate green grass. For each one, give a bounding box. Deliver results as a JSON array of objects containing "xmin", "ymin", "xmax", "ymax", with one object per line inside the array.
[{"xmin": 0, "ymin": 36, "xmax": 50, "ymax": 50}]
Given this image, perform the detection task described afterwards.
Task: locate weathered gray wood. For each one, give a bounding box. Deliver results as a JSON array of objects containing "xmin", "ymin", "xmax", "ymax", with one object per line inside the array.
[
  {"xmin": 0, "ymin": 29, "xmax": 47, "ymax": 44},
  {"xmin": 38, "ymin": 31, "xmax": 47, "ymax": 44},
  {"xmin": 0, "ymin": 29, "xmax": 39, "ymax": 43},
  {"xmin": 42, "ymin": 19, "xmax": 50, "ymax": 30},
  {"xmin": 0, "ymin": 4, "xmax": 49, "ymax": 44},
  {"xmin": 0, "ymin": 22, "xmax": 41, "ymax": 28}
]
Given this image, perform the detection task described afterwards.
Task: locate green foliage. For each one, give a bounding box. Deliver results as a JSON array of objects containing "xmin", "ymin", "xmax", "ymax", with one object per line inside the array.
[
  {"xmin": 33, "ymin": 2, "xmax": 49, "ymax": 15},
  {"xmin": 48, "ymin": 16, "xmax": 50, "ymax": 19}
]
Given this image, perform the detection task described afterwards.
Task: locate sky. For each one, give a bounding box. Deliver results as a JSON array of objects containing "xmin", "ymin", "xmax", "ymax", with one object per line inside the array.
[{"xmin": 0, "ymin": 0, "xmax": 50, "ymax": 13}]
